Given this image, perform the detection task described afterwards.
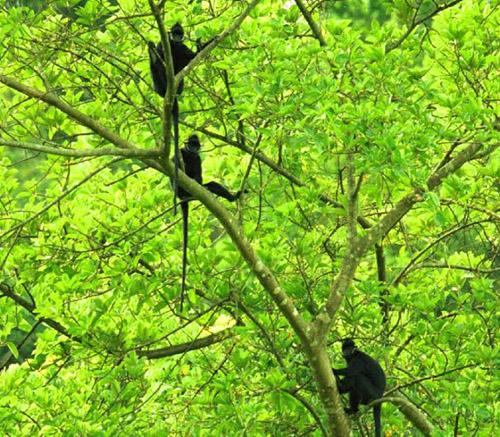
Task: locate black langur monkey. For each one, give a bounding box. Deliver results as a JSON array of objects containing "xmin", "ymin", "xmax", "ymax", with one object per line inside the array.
[
  {"xmin": 333, "ymin": 339, "xmax": 386, "ymax": 437},
  {"xmin": 148, "ymin": 22, "xmax": 214, "ymax": 214},
  {"xmin": 177, "ymin": 134, "xmax": 244, "ymax": 311}
]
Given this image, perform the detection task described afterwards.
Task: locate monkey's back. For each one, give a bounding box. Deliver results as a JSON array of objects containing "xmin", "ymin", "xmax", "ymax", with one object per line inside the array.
[
  {"xmin": 176, "ymin": 148, "xmax": 202, "ymax": 200},
  {"xmin": 356, "ymin": 351, "xmax": 386, "ymax": 396}
]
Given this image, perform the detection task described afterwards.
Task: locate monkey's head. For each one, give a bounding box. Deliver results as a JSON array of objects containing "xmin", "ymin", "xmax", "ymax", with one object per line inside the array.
[
  {"xmin": 186, "ymin": 135, "xmax": 201, "ymax": 153},
  {"xmin": 341, "ymin": 338, "xmax": 357, "ymax": 359},
  {"xmin": 170, "ymin": 22, "xmax": 184, "ymax": 42}
]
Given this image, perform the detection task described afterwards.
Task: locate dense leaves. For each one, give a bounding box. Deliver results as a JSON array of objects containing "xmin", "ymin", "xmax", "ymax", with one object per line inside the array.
[{"xmin": 0, "ymin": 0, "xmax": 497, "ymax": 435}]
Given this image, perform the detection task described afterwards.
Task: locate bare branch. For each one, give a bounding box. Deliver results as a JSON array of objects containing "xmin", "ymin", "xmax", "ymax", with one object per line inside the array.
[
  {"xmin": 387, "ymin": 0, "xmax": 463, "ymax": 52},
  {"xmin": 283, "ymin": 388, "xmax": 329, "ymax": 436},
  {"xmin": 0, "ymin": 75, "xmax": 145, "ymax": 153},
  {"xmin": 392, "ymin": 220, "xmax": 489, "ymax": 286},
  {"xmin": 0, "ymin": 139, "xmax": 161, "ymax": 158},
  {"xmin": 295, "ymin": 0, "xmax": 327, "ymax": 46},
  {"xmin": 136, "ymin": 329, "xmax": 234, "ymax": 359},
  {"xmin": 412, "ymin": 263, "xmax": 499, "ymax": 274},
  {"xmin": 367, "ymin": 396, "xmax": 434, "ymax": 435},
  {"xmin": 386, "ymin": 363, "xmax": 478, "ymax": 395}
]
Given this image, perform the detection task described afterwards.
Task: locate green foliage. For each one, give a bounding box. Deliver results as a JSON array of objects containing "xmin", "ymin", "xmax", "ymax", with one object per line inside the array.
[{"xmin": 0, "ymin": 0, "xmax": 497, "ymax": 435}]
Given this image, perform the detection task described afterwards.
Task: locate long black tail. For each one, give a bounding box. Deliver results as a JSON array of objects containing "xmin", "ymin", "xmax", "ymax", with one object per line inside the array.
[
  {"xmin": 180, "ymin": 201, "xmax": 189, "ymax": 311},
  {"xmin": 172, "ymin": 97, "xmax": 180, "ymax": 215},
  {"xmin": 373, "ymin": 404, "xmax": 382, "ymax": 437}
]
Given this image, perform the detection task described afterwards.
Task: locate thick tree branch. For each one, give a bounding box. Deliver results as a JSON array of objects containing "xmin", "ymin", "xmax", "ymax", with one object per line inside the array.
[
  {"xmin": 162, "ymin": 160, "xmax": 310, "ymax": 344},
  {"xmin": 294, "ymin": 0, "xmax": 327, "ymax": 46},
  {"xmin": 0, "ymin": 283, "xmax": 79, "ymax": 342},
  {"xmin": 0, "ymin": 74, "xmax": 165, "ymax": 175},
  {"xmin": 0, "ymin": 75, "xmax": 144, "ymax": 152},
  {"xmin": 0, "ymin": 139, "xmax": 161, "ymax": 158},
  {"xmin": 136, "ymin": 329, "xmax": 234, "ymax": 359},
  {"xmin": 0, "ymin": 75, "xmax": 307, "ymax": 347},
  {"xmin": 367, "ymin": 396, "xmax": 434, "ymax": 435},
  {"xmin": 368, "ymin": 141, "xmax": 484, "ymax": 245},
  {"xmin": 148, "ymin": 0, "xmax": 175, "ymax": 159},
  {"xmin": 1, "ymin": 280, "xmax": 236, "ymax": 361},
  {"xmin": 317, "ymin": 140, "xmax": 486, "ymax": 335}
]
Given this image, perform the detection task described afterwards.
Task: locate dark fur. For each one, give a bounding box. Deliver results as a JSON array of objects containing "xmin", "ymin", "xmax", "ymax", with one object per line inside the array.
[
  {"xmin": 333, "ymin": 339, "xmax": 386, "ymax": 437},
  {"xmin": 177, "ymin": 135, "xmax": 243, "ymax": 310},
  {"xmin": 148, "ymin": 22, "xmax": 212, "ymax": 214}
]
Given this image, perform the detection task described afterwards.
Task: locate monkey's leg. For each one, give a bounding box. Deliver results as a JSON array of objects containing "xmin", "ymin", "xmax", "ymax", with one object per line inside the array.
[
  {"xmin": 358, "ymin": 375, "xmax": 379, "ymax": 404},
  {"xmin": 204, "ymin": 181, "xmax": 241, "ymax": 201},
  {"xmin": 346, "ymin": 383, "xmax": 362, "ymax": 414}
]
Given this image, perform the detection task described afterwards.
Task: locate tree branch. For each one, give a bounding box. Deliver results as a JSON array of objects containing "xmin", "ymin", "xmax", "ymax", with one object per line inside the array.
[
  {"xmin": 412, "ymin": 262, "xmax": 499, "ymax": 274},
  {"xmin": 136, "ymin": 328, "xmax": 234, "ymax": 359},
  {"xmin": 0, "ymin": 283, "xmax": 79, "ymax": 342},
  {"xmin": 367, "ymin": 396, "xmax": 434, "ymax": 435},
  {"xmin": 0, "ymin": 75, "xmax": 146, "ymax": 152},
  {"xmin": 368, "ymin": 141, "xmax": 484, "ymax": 244},
  {"xmin": 0, "ymin": 158, "xmax": 121, "ymax": 241},
  {"xmin": 386, "ymin": 363, "xmax": 478, "ymax": 394},
  {"xmin": 177, "ymin": 0, "xmax": 261, "ymax": 83},
  {"xmin": 0, "ymin": 139, "xmax": 161, "ymax": 158},
  {"xmin": 182, "ymin": 122, "xmax": 377, "ymax": 229},
  {"xmin": 294, "ymin": 0, "xmax": 327, "ymax": 46},
  {"xmin": 148, "ymin": 0, "xmax": 175, "ymax": 159},
  {"xmin": 164, "ymin": 161, "xmax": 310, "ymax": 344},
  {"xmin": 386, "ymin": 0, "xmax": 463, "ymax": 52},
  {"xmin": 392, "ymin": 220, "xmax": 490, "ymax": 286},
  {"xmin": 0, "ymin": 74, "xmax": 308, "ymax": 348},
  {"xmin": 283, "ymin": 388, "xmax": 329, "ymax": 436},
  {"xmin": 318, "ymin": 140, "xmax": 486, "ymax": 334}
]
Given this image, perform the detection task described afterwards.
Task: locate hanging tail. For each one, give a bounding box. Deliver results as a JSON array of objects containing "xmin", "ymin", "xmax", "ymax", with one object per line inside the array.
[
  {"xmin": 373, "ymin": 404, "xmax": 382, "ymax": 437},
  {"xmin": 172, "ymin": 97, "xmax": 180, "ymax": 215},
  {"xmin": 180, "ymin": 201, "xmax": 189, "ymax": 311}
]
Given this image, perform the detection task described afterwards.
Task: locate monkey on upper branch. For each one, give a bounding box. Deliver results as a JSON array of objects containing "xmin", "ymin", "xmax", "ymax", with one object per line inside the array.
[
  {"xmin": 333, "ymin": 339, "xmax": 386, "ymax": 437},
  {"xmin": 148, "ymin": 22, "xmax": 215, "ymax": 214}
]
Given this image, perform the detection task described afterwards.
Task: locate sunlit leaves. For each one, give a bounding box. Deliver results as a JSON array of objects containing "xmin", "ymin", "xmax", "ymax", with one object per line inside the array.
[{"xmin": 0, "ymin": 0, "xmax": 497, "ymax": 435}]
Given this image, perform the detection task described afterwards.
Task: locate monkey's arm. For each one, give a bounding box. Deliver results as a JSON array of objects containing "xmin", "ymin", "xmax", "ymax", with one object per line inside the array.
[
  {"xmin": 172, "ymin": 42, "xmax": 196, "ymax": 72},
  {"xmin": 333, "ymin": 367, "xmax": 349, "ymax": 376},
  {"xmin": 334, "ymin": 359, "xmax": 364, "ymax": 377}
]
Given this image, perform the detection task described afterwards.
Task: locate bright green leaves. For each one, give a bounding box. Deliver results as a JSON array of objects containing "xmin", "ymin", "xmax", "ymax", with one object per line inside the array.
[{"xmin": 0, "ymin": 0, "xmax": 497, "ymax": 435}]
